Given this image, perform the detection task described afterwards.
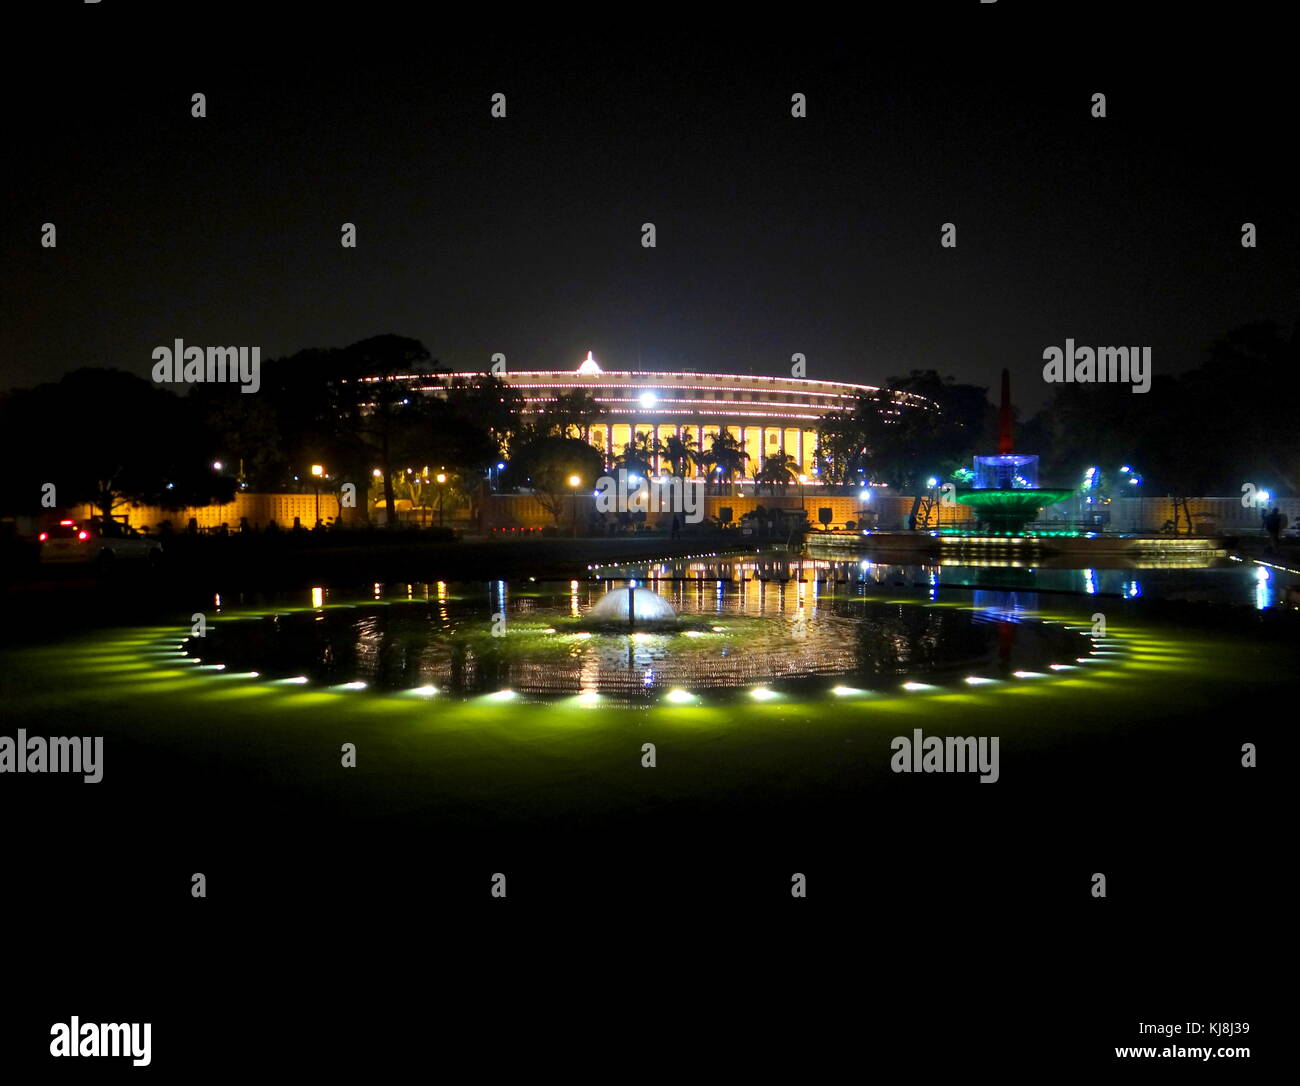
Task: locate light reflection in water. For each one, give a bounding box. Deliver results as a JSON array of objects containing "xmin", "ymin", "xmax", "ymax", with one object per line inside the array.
[
  {"xmin": 191, "ymin": 573, "xmax": 1087, "ymax": 697},
  {"xmin": 1255, "ymin": 567, "xmax": 1272, "ymax": 610}
]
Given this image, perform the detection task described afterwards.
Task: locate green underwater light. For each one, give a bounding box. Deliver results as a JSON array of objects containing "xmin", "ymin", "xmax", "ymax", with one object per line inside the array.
[{"xmin": 29, "ymin": 585, "xmax": 1177, "ymax": 722}]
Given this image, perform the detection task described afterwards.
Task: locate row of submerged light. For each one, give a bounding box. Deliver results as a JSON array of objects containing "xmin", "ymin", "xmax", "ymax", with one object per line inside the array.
[
  {"xmin": 166, "ymin": 661, "xmax": 1106, "ymax": 703},
  {"xmin": 168, "ymin": 574, "xmax": 1130, "ymax": 703},
  {"xmin": 166, "ymin": 626, "xmax": 1115, "ymax": 706}
]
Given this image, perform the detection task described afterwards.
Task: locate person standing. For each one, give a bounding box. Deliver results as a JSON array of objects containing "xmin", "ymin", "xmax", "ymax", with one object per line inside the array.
[{"xmin": 1264, "ymin": 506, "xmax": 1284, "ymax": 551}]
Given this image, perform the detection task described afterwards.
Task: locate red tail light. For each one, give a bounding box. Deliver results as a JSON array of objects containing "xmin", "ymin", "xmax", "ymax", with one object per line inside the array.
[
  {"xmin": 59, "ymin": 519, "xmax": 75, "ymax": 526},
  {"xmin": 77, "ymin": 530, "xmax": 89, "ymax": 540},
  {"xmin": 38, "ymin": 532, "xmax": 48, "ymax": 541}
]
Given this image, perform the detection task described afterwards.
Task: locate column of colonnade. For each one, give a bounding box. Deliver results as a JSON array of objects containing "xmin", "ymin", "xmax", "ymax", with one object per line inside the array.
[{"xmin": 591, "ymin": 419, "xmax": 819, "ymax": 478}]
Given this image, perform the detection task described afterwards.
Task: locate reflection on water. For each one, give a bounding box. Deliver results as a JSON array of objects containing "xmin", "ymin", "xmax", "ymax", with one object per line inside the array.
[
  {"xmin": 592, "ymin": 549, "xmax": 1298, "ymax": 610},
  {"xmin": 182, "ymin": 547, "xmax": 1296, "ymax": 697},
  {"xmin": 187, "ymin": 577, "xmax": 1092, "ymax": 697}
]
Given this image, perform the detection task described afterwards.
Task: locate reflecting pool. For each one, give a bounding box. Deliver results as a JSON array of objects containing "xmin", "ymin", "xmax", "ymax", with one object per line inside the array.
[{"xmin": 181, "ymin": 571, "xmax": 1106, "ymax": 699}]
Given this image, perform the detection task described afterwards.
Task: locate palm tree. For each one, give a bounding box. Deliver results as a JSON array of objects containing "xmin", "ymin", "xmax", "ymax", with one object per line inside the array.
[
  {"xmin": 550, "ymin": 389, "xmax": 606, "ymax": 442},
  {"xmin": 702, "ymin": 429, "xmax": 749, "ymax": 490},
  {"xmin": 615, "ymin": 431, "xmax": 656, "ymax": 480},
  {"xmin": 755, "ymin": 451, "xmax": 798, "ymax": 494},
  {"xmin": 659, "ymin": 432, "xmax": 700, "ymax": 477}
]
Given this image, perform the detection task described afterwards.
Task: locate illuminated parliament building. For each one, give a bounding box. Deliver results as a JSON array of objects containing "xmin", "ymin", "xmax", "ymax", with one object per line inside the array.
[{"xmin": 422, "ymin": 352, "xmax": 928, "ymax": 478}]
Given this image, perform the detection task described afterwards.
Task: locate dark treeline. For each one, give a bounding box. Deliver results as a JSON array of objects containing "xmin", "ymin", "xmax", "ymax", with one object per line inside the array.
[
  {"xmin": 1024, "ymin": 321, "xmax": 1298, "ymax": 499},
  {"xmin": 1, "ymin": 322, "xmax": 1294, "ymax": 527},
  {"xmin": 0, "ymin": 334, "xmax": 610, "ymax": 526},
  {"xmin": 817, "ymin": 320, "xmax": 1298, "ymax": 500}
]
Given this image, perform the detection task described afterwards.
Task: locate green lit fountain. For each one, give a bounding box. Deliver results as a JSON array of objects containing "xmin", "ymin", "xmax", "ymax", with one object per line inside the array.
[{"xmin": 954, "ymin": 370, "xmax": 1073, "ymax": 534}]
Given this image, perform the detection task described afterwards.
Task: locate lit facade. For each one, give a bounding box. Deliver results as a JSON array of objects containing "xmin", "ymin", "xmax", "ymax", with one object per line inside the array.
[{"xmin": 413, "ymin": 352, "xmax": 929, "ymax": 478}]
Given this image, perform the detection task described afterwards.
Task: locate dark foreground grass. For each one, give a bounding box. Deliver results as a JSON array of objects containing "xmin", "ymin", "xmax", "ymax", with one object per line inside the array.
[
  {"xmin": 0, "ymin": 583, "xmax": 1285, "ymax": 1072},
  {"xmin": 6, "ymin": 586, "xmax": 1285, "ymax": 1058},
  {"xmin": 1, "ymin": 591, "xmax": 1282, "ymax": 908}
]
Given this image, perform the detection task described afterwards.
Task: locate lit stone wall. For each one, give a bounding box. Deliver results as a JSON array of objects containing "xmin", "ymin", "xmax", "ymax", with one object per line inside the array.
[
  {"xmin": 76, "ymin": 493, "xmax": 347, "ymax": 531},
  {"xmin": 476, "ymin": 493, "xmax": 974, "ymax": 532},
  {"xmin": 483, "ymin": 493, "xmax": 560, "ymax": 531},
  {"xmin": 72, "ymin": 491, "xmax": 1300, "ymax": 535},
  {"xmin": 1109, "ymin": 496, "xmax": 1300, "ymax": 532}
]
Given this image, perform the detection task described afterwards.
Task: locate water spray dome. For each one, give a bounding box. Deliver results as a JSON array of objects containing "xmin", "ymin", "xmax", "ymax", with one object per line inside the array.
[{"xmin": 586, "ymin": 586, "xmax": 678, "ymax": 627}]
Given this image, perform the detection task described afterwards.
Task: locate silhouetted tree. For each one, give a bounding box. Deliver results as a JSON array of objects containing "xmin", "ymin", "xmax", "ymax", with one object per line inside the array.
[
  {"xmin": 614, "ymin": 432, "xmax": 656, "ymax": 480},
  {"xmin": 509, "ymin": 435, "xmax": 604, "ymax": 528},
  {"xmin": 0, "ymin": 369, "xmax": 233, "ymax": 520},
  {"xmin": 659, "ymin": 432, "xmax": 700, "ymax": 478},
  {"xmin": 700, "ymin": 428, "xmax": 749, "ymax": 485}
]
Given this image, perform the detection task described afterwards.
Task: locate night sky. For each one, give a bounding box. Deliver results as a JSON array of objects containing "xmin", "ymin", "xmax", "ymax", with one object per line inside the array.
[{"xmin": 4, "ymin": 4, "xmax": 1296, "ymax": 408}]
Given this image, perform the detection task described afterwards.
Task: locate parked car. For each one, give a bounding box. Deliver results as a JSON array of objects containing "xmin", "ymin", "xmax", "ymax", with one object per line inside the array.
[{"xmin": 38, "ymin": 518, "xmax": 162, "ymax": 566}]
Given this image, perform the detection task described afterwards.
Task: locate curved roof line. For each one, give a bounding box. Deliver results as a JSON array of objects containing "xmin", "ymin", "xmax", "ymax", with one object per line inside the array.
[{"xmin": 437, "ymin": 369, "xmax": 898, "ymax": 393}]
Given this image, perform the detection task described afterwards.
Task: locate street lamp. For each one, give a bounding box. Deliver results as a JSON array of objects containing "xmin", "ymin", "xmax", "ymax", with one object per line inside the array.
[
  {"xmin": 925, "ymin": 476, "xmax": 940, "ymax": 529},
  {"xmin": 1120, "ymin": 466, "xmax": 1144, "ymax": 532},
  {"xmin": 435, "ymin": 472, "xmax": 448, "ymax": 528},
  {"xmin": 568, "ymin": 474, "xmax": 582, "ymax": 536},
  {"xmin": 311, "ymin": 464, "xmax": 324, "ymax": 527}
]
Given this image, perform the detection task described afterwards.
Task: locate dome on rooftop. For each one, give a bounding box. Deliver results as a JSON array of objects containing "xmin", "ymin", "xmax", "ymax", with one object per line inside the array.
[{"xmin": 576, "ymin": 351, "xmax": 603, "ymax": 375}]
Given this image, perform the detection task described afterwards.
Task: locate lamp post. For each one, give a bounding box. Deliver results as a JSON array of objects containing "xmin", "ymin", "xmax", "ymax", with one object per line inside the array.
[
  {"xmin": 436, "ymin": 472, "xmax": 448, "ymax": 528},
  {"xmin": 410, "ymin": 471, "xmax": 425, "ymax": 527},
  {"xmin": 1121, "ymin": 465, "xmax": 1143, "ymax": 532},
  {"xmin": 568, "ymin": 474, "xmax": 582, "ymax": 536},
  {"xmin": 311, "ymin": 464, "xmax": 324, "ymax": 527}
]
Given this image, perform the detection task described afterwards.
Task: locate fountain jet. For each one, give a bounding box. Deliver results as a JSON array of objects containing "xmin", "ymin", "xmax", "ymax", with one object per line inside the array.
[{"xmin": 585, "ymin": 584, "xmax": 678, "ymax": 627}]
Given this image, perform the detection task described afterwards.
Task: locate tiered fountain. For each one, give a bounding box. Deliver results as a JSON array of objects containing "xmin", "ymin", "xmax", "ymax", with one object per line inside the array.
[
  {"xmin": 808, "ymin": 367, "xmax": 1223, "ymax": 563},
  {"xmin": 954, "ymin": 370, "xmax": 1074, "ymax": 535}
]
